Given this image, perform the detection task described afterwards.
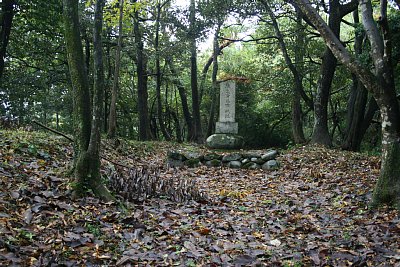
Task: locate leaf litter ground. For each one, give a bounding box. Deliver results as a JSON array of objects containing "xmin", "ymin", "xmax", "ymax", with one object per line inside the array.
[{"xmin": 0, "ymin": 130, "xmax": 399, "ymax": 266}]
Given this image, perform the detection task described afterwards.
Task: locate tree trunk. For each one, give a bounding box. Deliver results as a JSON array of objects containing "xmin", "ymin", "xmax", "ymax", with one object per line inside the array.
[
  {"xmin": 155, "ymin": 2, "xmax": 171, "ymax": 141},
  {"xmin": 108, "ymin": 0, "xmax": 124, "ymax": 138},
  {"xmin": 167, "ymin": 59, "xmax": 194, "ymax": 140},
  {"xmin": 264, "ymin": 1, "xmax": 307, "ymax": 144},
  {"xmin": 134, "ymin": 9, "xmax": 151, "ymax": 141},
  {"xmin": 0, "ymin": 0, "xmax": 14, "ymax": 80},
  {"xmin": 310, "ymin": 0, "xmax": 339, "ymax": 147},
  {"xmin": 206, "ymin": 25, "xmax": 220, "ymax": 137},
  {"xmin": 342, "ymin": 9, "xmax": 368, "ymax": 151},
  {"xmin": 82, "ymin": 29, "xmax": 91, "ymax": 78},
  {"xmin": 310, "ymin": 0, "xmax": 357, "ymax": 147},
  {"xmin": 104, "ymin": 37, "xmax": 112, "ymax": 132},
  {"xmin": 63, "ymin": 0, "xmax": 113, "ymax": 201},
  {"xmin": 294, "ymin": 0, "xmax": 400, "ymax": 208},
  {"xmin": 342, "ymin": 75, "xmax": 368, "ymax": 151},
  {"xmin": 189, "ymin": 0, "xmax": 202, "ymax": 143},
  {"xmin": 199, "ymin": 40, "xmax": 233, "ymax": 106}
]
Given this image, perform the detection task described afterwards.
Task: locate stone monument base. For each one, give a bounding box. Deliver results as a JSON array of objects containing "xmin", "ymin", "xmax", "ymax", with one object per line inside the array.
[
  {"xmin": 216, "ymin": 121, "xmax": 238, "ymax": 134},
  {"xmin": 206, "ymin": 133, "xmax": 244, "ymax": 149}
]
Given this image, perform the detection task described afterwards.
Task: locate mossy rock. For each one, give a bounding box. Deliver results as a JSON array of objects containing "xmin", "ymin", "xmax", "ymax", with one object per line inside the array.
[
  {"xmin": 251, "ymin": 158, "xmax": 265, "ymax": 165},
  {"xmin": 167, "ymin": 151, "xmax": 187, "ymax": 161},
  {"xmin": 185, "ymin": 158, "xmax": 201, "ymax": 168},
  {"xmin": 206, "ymin": 133, "xmax": 244, "ymax": 149},
  {"xmin": 261, "ymin": 150, "xmax": 278, "ymax": 161},
  {"xmin": 228, "ymin": 160, "xmax": 242, "ymax": 169},
  {"xmin": 204, "ymin": 153, "xmax": 222, "ymax": 161},
  {"xmin": 242, "ymin": 162, "xmax": 252, "ymax": 169},
  {"xmin": 222, "ymin": 153, "xmax": 242, "ymax": 162},
  {"xmin": 262, "ymin": 160, "xmax": 280, "ymax": 170},
  {"xmin": 205, "ymin": 159, "xmax": 221, "ymax": 167},
  {"xmin": 242, "ymin": 162, "xmax": 260, "ymax": 169}
]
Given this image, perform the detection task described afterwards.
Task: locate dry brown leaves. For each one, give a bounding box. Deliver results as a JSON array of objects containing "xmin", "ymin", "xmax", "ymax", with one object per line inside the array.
[{"xmin": 0, "ymin": 130, "xmax": 399, "ymax": 266}]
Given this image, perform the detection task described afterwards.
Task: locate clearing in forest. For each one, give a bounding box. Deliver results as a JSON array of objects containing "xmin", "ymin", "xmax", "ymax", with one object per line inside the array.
[{"xmin": 0, "ymin": 130, "xmax": 399, "ymax": 266}]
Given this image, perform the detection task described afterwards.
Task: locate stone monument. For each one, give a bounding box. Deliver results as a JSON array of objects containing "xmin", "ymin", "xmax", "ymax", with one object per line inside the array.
[{"xmin": 206, "ymin": 80, "xmax": 244, "ymax": 149}]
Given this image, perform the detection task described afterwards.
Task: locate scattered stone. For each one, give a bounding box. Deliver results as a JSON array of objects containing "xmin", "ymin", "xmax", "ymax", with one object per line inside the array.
[
  {"xmin": 167, "ymin": 151, "xmax": 187, "ymax": 161},
  {"xmin": 262, "ymin": 160, "xmax": 280, "ymax": 170},
  {"xmin": 222, "ymin": 153, "xmax": 242, "ymax": 162},
  {"xmin": 248, "ymin": 163, "xmax": 261, "ymax": 170},
  {"xmin": 242, "ymin": 162, "xmax": 260, "ymax": 170},
  {"xmin": 205, "ymin": 159, "xmax": 222, "ymax": 167},
  {"xmin": 183, "ymin": 152, "xmax": 202, "ymax": 160},
  {"xmin": 242, "ymin": 158, "xmax": 250, "ymax": 164},
  {"xmin": 166, "ymin": 149, "xmax": 280, "ymax": 171},
  {"xmin": 261, "ymin": 150, "xmax": 278, "ymax": 161},
  {"xmin": 242, "ymin": 152, "xmax": 262, "ymax": 158},
  {"xmin": 185, "ymin": 158, "xmax": 201, "ymax": 168},
  {"xmin": 228, "ymin": 161, "xmax": 242, "ymax": 169},
  {"xmin": 204, "ymin": 153, "xmax": 222, "ymax": 161},
  {"xmin": 250, "ymin": 157, "xmax": 265, "ymax": 165}
]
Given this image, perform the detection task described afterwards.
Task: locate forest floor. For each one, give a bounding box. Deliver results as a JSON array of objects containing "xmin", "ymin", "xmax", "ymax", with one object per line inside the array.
[{"xmin": 0, "ymin": 129, "xmax": 399, "ymax": 266}]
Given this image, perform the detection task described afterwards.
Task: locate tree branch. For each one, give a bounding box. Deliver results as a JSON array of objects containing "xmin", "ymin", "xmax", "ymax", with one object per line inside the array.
[
  {"xmin": 32, "ymin": 120, "xmax": 132, "ymax": 169},
  {"xmin": 33, "ymin": 120, "xmax": 74, "ymax": 142}
]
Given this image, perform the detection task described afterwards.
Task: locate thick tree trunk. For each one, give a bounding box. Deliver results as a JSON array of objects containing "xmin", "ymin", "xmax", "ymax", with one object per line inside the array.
[
  {"xmin": 189, "ymin": 0, "xmax": 202, "ymax": 143},
  {"xmin": 134, "ymin": 10, "xmax": 151, "ymax": 141},
  {"xmin": 87, "ymin": 0, "xmax": 105, "ymax": 187},
  {"xmin": 0, "ymin": 0, "xmax": 14, "ymax": 80},
  {"xmin": 372, "ymin": 134, "xmax": 400, "ymax": 209},
  {"xmin": 311, "ymin": 48, "xmax": 336, "ymax": 146},
  {"xmin": 63, "ymin": 0, "xmax": 92, "ymax": 154},
  {"xmin": 310, "ymin": 0, "xmax": 357, "ymax": 147},
  {"xmin": 311, "ymin": 0, "xmax": 339, "ymax": 147},
  {"xmin": 108, "ymin": 0, "xmax": 123, "ymax": 138},
  {"xmin": 63, "ymin": 0, "xmax": 113, "ymax": 201}
]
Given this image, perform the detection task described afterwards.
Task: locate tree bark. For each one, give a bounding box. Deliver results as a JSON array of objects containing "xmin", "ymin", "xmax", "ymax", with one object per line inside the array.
[
  {"xmin": 294, "ymin": 0, "xmax": 400, "ymax": 208},
  {"xmin": 63, "ymin": 0, "xmax": 113, "ymax": 201},
  {"xmin": 310, "ymin": 0, "xmax": 358, "ymax": 147},
  {"xmin": 342, "ymin": 74, "xmax": 368, "ymax": 151},
  {"xmin": 134, "ymin": 9, "xmax": 151, "ymax": 141},
  {"xmin": 206, "ymin": 25, "xmax": 221, "ymax": 138},
  {"xmin": 167, "ymin": 59, "xmax": 194, "ymax": 140},
  {"xmin": 108, "ymin": 0, "xmax": 124, "ymax": 138},
  {"xmin": 189, "ymin": 0, "xmax": 202, "ymax": 143},
  {"xmin": 155, "ymin": 2, "xmax": 171, "ymax": 141},
  {"xmin": 342, "ymin": 9, "xmax": 367, "ymax": 151},
  {"xmin": 104, "ymin": 34, "xmax": 112, "ymax": 132},
  {"xmin": 0, "ymin": 0, "xmax": 14, "ymax": 80}
]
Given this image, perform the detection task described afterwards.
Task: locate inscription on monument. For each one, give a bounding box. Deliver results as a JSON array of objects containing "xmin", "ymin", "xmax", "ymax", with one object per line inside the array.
[
  {"xmin": 219, "ymin": 80, "xmax": 236, "ymax": 122},
  {"xmin": 216, "ymin": 80, "xmax": 238, "ymax": 134}
]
